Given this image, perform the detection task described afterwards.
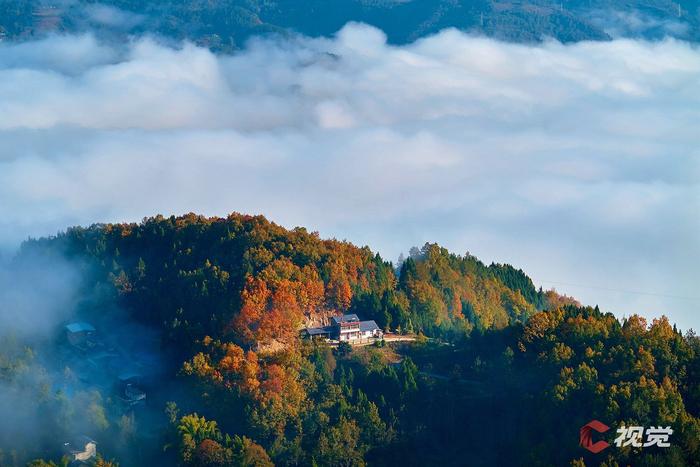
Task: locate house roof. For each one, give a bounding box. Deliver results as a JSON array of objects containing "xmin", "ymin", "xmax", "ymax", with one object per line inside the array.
[
  {"xmin": 65, "ymin": 322, "xmax": 96, "ymax": 333},
  {"xmin": 305, "ymin": 326, "xmax": 333, "ymax": 336},
  {"xmin": 331, "ymin": 314, "xmax": 359, "ymax": 325},
  {"xmin": 63, "ymin": 435, "xmax": 96, "ymax": 453},
  {"xmin": 118, "ymin": 372, "xmax": 143, "ymax": 382},
  {"xmin": 359, "ymin": 320, "xmax": 380, "ymax": 332}
]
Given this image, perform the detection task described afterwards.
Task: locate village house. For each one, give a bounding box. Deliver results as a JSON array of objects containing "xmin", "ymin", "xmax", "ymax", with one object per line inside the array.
[
  {"xmin": 64, "ymin": 322, "xmax": 97, "ymax": 350},
  {"xmin": 117, "ymin": 372, "xmax": 147, "ymax": 406},
  {"xmin": 62, "ymin": 436, "xmax": 97, "ymax": 464},
  {"xmin": 303, "ymin": 314, "xmax": 383, "ymax": 344}
]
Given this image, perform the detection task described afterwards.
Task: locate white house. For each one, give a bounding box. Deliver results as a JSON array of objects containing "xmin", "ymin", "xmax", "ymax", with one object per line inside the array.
[
  {"xmin": 303, "ymin": 314, "xmax": 383, "ymax": 343},
  {"xmin": 63, "ymin": 436, "xmax": 97, "ymax": 463}
]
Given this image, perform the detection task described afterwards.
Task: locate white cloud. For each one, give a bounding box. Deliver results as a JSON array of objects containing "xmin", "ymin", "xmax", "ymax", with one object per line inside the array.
[
  {"xmin": 0, "ymin": 25, "xmax": 698, "ymax": 330},
  {"xmin": 587, "ymin": 10, "xmax": 690, "ymax": 40},
  {"xmin": 84, "ymin": 3, "xmax": 145, "ymax": 29}
]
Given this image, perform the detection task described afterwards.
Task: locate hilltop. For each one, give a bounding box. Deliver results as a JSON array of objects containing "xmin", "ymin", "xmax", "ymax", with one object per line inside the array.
[{"xmin": 21, "ymin": 212, "xmax": 561, "ymax": 351}]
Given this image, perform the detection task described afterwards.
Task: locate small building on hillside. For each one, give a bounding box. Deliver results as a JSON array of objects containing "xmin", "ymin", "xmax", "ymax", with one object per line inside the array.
[
  {"xmin": 62, "ymin": 436, "xmax": 97, "ymax": 464},
  {"xmin": 358, "ymin": 320, "xmax": 382, "ymax": 339},
  {"xmin": 117, "ymin": 372, "xmax": 147, "ymax": 406},
  {"xmin": 65, "ymin": 322, "xmax": 97, "ymax": 350},
  {"xmin": 304, "ymin": 325, "xmax": 334, "ymax": 340},
  {"xmin": 303, "ymin": 314, "xmax": 383, "ymax": 344}
]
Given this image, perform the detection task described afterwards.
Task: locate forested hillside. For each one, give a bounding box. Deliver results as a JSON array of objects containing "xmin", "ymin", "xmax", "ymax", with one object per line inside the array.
[
  {"xmin": 21, "ymin": 213, "xmax": 543, "ymax": 347},
  {"xmin": 1, "ymin": 0, "xmax": 698, "ymax": 49},
  {"xmin": 1, "ymin": 213, "xmax": 698, "ymax": 466}
]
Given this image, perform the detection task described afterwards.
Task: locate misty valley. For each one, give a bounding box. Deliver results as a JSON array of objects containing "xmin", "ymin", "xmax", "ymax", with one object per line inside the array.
[
  {"xmin": 0, "ymin": 214, "xmax": 698, "ymax": 466},
  {"xmin": 0, "ymin": 0, "xmax": 699, "ymax": 466}
]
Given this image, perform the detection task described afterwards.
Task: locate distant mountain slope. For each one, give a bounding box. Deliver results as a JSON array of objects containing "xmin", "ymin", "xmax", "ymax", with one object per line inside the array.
[{"xmin": 0, "ymin": 0, "xmax": 697, "ymax": 49}]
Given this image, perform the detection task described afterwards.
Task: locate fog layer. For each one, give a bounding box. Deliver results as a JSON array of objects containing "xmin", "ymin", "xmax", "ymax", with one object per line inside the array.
[{"xmin": 0, "ymin": 25, "xmax": 698, "ymax": 329}]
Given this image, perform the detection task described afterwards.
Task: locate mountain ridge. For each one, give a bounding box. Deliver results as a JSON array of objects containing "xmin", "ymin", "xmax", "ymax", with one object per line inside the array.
[{"xmin": 1, "ymin": 0, "xmax": 698, "ymax": 51}]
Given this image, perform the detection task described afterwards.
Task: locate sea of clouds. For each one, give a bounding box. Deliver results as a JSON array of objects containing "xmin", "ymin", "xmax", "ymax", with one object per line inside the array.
[{"xmin": 0, "ymin": 24, "xmax": 698, "ymax": 329}]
